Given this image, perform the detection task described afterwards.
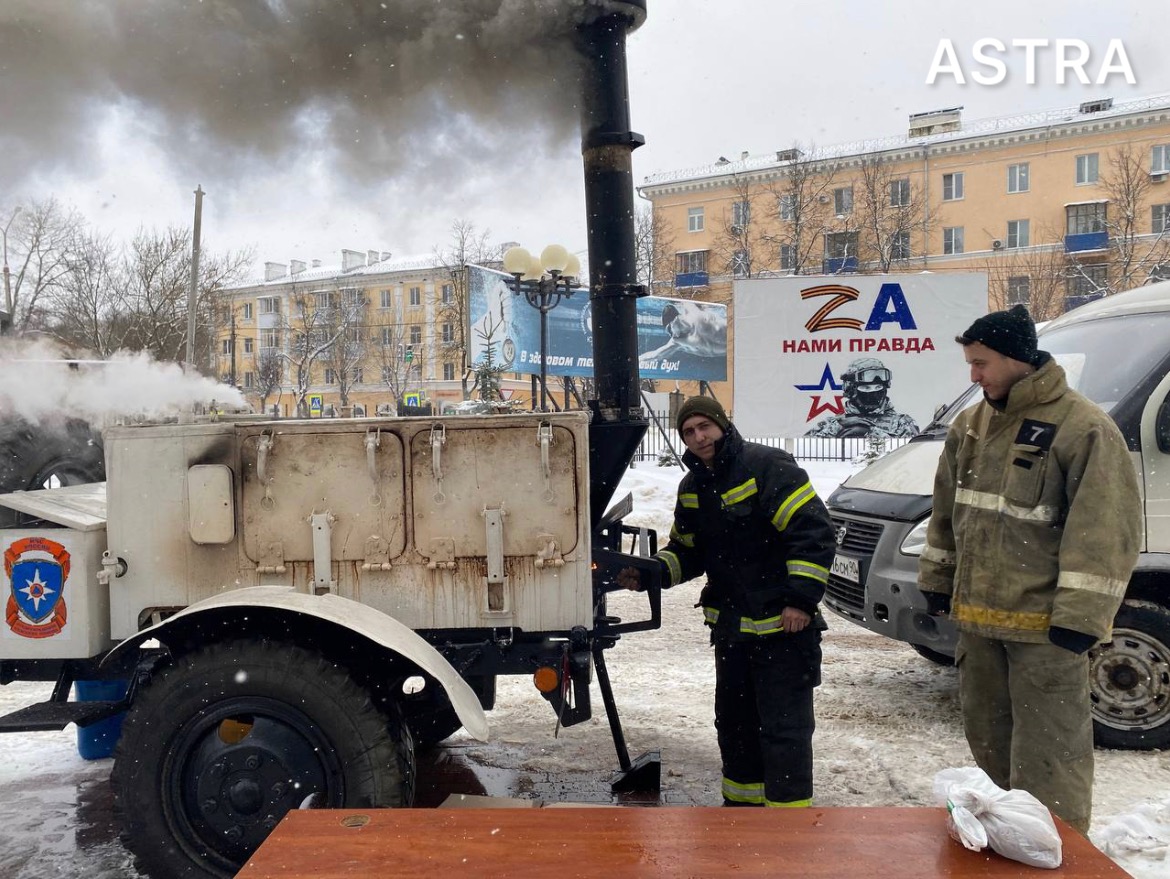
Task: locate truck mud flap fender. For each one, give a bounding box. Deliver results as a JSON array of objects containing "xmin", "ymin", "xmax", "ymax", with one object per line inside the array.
[{"xmin": 100, "ymin": 584, "xmax": 489, "ymax": 741}]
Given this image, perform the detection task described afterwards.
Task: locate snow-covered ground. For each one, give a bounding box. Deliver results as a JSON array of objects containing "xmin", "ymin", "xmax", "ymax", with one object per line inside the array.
[{"xmin": 1, "ymin": 459, "xmax": 1167, "ymax": 878}]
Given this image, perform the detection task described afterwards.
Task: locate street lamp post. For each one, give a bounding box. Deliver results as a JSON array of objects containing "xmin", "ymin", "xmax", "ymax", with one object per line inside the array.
[
  {"xmin": 2, "ymin": 205, "xmax": 24, "ymax": 333},
  {"xmin": 502, "ymin": 244, "xmax": 582, "ymax": 412}
]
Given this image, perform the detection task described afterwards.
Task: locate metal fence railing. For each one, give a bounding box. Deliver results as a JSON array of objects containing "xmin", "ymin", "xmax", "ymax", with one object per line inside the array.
[{"xmin": 635, "ymin": 411, "xmax": 911, "ymax": 465}]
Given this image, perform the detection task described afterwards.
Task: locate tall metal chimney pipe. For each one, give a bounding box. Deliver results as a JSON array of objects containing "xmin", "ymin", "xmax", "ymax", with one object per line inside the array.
[{"xmin": 576, "ymin": 0, "xmax": 649, "ymax": 525}]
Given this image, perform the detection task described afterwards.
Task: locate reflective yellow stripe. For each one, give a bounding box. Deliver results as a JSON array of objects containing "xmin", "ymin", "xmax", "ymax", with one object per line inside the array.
[
  {"xmin": 955, "ymin": 487, "xmax": 1059, "ymax": 523},
  {"xmin": 765, "ymin": 798, "xmax": 812, "ymax": 808},
  {"xmin": 658, "ymin": 551, "xmax": 682, "ymax": 586},
  {"xmin": 721, "ymin": 478, "xmax": 758, "ymax": 506},
  {"xmin": 953, "ymin": 602, "xmax": 1049, "ymax": 631},
  {"xmin": 1058, "ymin": 570, "xmax": 1127, "ymax": 598},
  {"xmin": 771, "ymin": 481, "xmax": 815, "ymax": 532},
  {"xmin": 722, "ymin": 778, "xmax": 765, "ymax": 804},
  {"xmin": 679, "ymin": 493, "xmax": 699, "ymax": 509},
  {"xmin": 739, "ymin": 615, "xmax": 784, "ymax": 636},
  {"xmin": 703, "ymin": 606, "xmax": 720, "ymax": 626},
  {"xmin": 788, "ymin": 560, "xmax": 828, "ymax": 583},
  {"xmin": 669, "ymin": 524, "xmax": 695, "ymax": 548}
]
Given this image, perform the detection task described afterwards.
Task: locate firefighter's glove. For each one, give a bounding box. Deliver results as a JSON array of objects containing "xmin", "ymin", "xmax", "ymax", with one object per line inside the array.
[
  {"xmin": 1048, "ymin": 626, "xmax": 1097, "ymax": 655},
  {"xmin": 617, "ymin": 567, "xmax": 644, "ymax": 592},
  {"xmin": 924, "ymin": 591, "xmax": 952, "ymax": 617}
]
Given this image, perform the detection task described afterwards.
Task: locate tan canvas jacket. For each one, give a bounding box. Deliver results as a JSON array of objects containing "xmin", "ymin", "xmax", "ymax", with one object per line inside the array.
[{"xmin": 918, "ymin": 357, "xmax": 1143, "ymax": 643}]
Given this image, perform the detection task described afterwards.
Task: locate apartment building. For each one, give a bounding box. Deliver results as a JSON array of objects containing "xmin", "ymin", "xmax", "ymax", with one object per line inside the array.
[
  {"xmin": 214, "ymin": 249, "xmax": 529, "ymax": 416},
  {"xmin": 639, "ymin": 93, "xmax": 1170, "ymax": 403}
]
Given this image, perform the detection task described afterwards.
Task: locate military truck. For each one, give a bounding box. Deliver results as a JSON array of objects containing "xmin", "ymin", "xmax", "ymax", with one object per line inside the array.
[
  {"xmin": 823, "ymin": 281, "xmax": 1170, "ymax": 751},
  {"xmin": 0, "ymin": 4, "xmax": 657, "ymax": 877}
]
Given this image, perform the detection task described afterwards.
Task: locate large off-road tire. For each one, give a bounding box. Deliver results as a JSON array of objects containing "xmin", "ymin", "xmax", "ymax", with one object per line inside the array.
[
  {"xmin": 1090, "ymin": 602, "xmax": 1170, "ymax": 750},
  {"xmin": 911, "ymin": 642, "xmax": 956, "ymax": 666},
  {"xmin": 111, "ymin": 640, "xmax": 414, "ymax": 879}
]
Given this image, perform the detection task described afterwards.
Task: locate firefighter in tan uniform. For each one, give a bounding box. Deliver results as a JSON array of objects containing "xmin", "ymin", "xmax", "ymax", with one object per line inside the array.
[
  {"xmin": 918, "ymin": 304, "xmax": 1143, "ymax": 833},
  {"xmin": 620, "ymin": 396, "xmax": 835, "ymax": 807}
]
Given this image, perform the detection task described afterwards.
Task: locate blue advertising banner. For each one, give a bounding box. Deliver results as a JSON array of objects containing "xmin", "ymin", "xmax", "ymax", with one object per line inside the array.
[{"xmin": 467, "ymin": 264, "xmax": 727, "ymax": 382}]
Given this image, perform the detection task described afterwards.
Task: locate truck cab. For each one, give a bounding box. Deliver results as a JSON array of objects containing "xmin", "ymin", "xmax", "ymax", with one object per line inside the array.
[{"xmin": 824, "ymin": 280, "xmax": 1170, "ymax": 750}]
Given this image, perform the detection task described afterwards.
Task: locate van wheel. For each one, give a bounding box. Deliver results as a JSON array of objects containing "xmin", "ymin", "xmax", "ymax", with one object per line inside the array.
[
  {"xmin": 0, "ymin": 418, "xmax": 104, "ymax": 525},
  {"xmin": 911, "ymin": 643, "xmax": 955, "ymax": 666},
  {"xmin": 112, "ymin": 640, "xmax": 414, "ymax": 879},
  {"xmin": 1090, "ymin": 603, "xmax": 1170, "ymax": 750}
]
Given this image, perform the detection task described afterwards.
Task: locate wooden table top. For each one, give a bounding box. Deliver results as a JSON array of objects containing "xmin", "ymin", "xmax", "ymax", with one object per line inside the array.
[{"xmin": 236, "ymin": 806, "xmax": 1130, "ymax": 878}]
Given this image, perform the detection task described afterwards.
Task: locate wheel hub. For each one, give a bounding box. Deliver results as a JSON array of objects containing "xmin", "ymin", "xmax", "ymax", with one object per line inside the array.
[{"xmin": 1089, "ymin": 625, "xmax": 1170, "ymax": 731}]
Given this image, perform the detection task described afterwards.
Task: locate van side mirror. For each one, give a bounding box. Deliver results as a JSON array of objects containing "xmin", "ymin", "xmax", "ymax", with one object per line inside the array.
[
  {"xmin": 933, "ymin": 403, "xmax": 947, "ymax": 421},
  {"xmin": 1157, "ymin": 392, "xmax": 1170, "ymax": 454}
]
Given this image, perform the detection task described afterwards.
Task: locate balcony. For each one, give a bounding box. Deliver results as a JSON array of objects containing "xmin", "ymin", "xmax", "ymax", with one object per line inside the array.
[
  {"xmin": 675, "ymin": 271, "xmax": 709, "ymax": 288},
  {"xmin": 1064, "ymin": 293, "xmax": 1105, "ymax": 312},
  {"xmin": 822, "ymin": 257, "xmax": 858, "ymax": 274},
  {"xmin": 1064, "ymin": 231, "xmax": 1108, "ymax": 253}
]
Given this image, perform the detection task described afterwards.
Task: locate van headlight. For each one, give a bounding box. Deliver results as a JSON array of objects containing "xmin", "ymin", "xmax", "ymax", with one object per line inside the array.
[{"xmin": 900, "ymin": 518, "xmax": 930, "ymax": 556}]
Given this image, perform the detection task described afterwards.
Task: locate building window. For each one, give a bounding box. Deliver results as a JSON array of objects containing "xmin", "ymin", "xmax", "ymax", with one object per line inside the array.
[
  {"xmin": 1007, "ymin": 220, "xmax": 1030, "ymax": 249},
  {"xmin": 943, "ymin": 226, "xmax": 965, "ymax": 255},
  {"xmin": 1008, "ymin": 162, "xmax": 1030, "ymax": 193},
  {"xmin": 353, "ymin": 368, "xmax": 363, "ymax": 384},
  {"xmin": 889, "ymin": 178, "xmax": 911, "ymax": 207},
  {"xmin": 381, "ymin": 289, "xmax": 393, "ymax": 308},
  {"xmin": 891, "ymin": 231, "xmax": 911, "ymax": 260},
  {"xmin": 381, "ymin": 365, "xmax": 393, "ymax": 382},
  {"xmin": 409, "ymin": 286, "xmax": 421, "ymax": 307},
  {"xmin": 1068, "ymin": 264, "xmax": 1108, "ymax": 298},
  {"xmin": 731, "ymin": 200, "xmax": 750, "ymax": 230},
  {"xmin": 1067, "ymin": 203, "xmax": 1107, "ymax": 234},
  {"xmin": 242, "ymin": 303, "xmax": 253, "ymax": 320},
  {"xmin": 259, "ymin": 297, "xmax": 279, "ymax": 315},
  {"xmin": 441, "ymin": 322, "xmax": 454, "ymax": 343},
  {"xmin": 441, "ymin": 283, "xmax": 453, "ymax": 304},
  {"xmin": 1007, "ymin": 276, "xmax": 1031, "ymax": 306},
  {"xmin": 410, "ymin": 325, "xmax": 422, "ymax": 345},
  {"xmin": 1153, "ymin": 204, "xmax": 1170, "ymax": 234},
  {"xmin": 731, "ymin": 250, "xmax": 749, "ymax": 278},
  {"xmin": 1153, "ymin": 145, "xmax": 1170, "ymax": 174},
  {"xmin": 824, "ymin": 231, "xmax": 858, "ymax": 259},
  {"xmin": 221, "ymin": 339, "xmax": 231, "ymax": 355},
  {"xmin": 244, "ymin": 372, "xmax": 255, "ymax": 389},
  {"xmin": 1076, "ymin": 153, "xmax": 1099, "ymax": 184},
  {"xmin": 381, "ymin": 327, "xmax": 393, "ymax": 346},
  {"xmin": 833, "ymin": 186, "xmax": 853, "ymax": 215},
  {"xmin": 687, "ymin": 207, "xmax": 704, "ymax": 232},
  {"xmin": 325, "ymin": 368, "xmax": 336, "ymax": 384},
  {"xmin": 341, "ymin": 287, "xmax": 363, "ymax": 307},
  {"xmin": 779, "ymin": 243, "xmax": 795, "ymax": 271},
  {"xmin": 260, "ymin": 328, "xmax": 279, "ymax": 349},
  {"xmin": 443, "ymin": 362, "xmax": 456, "ymax": 381},
  {"xmin": 314, "ymin": 291, "xmax": 337, "ymax": 309},
  {"xmin": 244, "ymin": 337, "xmax": 254, "ymax": 354},
  {"xmin": 942, "ymin": 172, "xmax": 964, "ymax": 201},
  {"xmin": 676, "ymin": 250, "xmax": 707, "ymax": 273},
  {"xmin": 778, "ymin": 195, "xmax": 795, "ymax": 221}
]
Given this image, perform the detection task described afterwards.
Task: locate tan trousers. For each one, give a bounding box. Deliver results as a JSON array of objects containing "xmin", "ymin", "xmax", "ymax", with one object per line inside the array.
[{"xmin": 956, "ymin": 632, "xmax": 1095, "ymax": 833}]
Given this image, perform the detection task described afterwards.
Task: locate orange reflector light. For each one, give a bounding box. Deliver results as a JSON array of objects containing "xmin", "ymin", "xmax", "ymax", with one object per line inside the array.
[{"xmin": 533, "ymin": 666, "xmax": 560, "ymax": 693}]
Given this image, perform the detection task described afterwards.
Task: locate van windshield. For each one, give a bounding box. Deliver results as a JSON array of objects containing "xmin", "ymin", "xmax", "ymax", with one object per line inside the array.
[{"xmin": 933, "ymin": 311, "xmax": 1170, "ymax": 427}]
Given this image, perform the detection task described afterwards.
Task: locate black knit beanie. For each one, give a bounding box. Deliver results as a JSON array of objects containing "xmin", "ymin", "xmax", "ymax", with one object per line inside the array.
[
  {"xmin": 676, "ymin": 396, "xmax": 730, "ymax": 434},
  {"xmin": 957, "ymin": 304, "xmax": 1038, "ymax": 364}
]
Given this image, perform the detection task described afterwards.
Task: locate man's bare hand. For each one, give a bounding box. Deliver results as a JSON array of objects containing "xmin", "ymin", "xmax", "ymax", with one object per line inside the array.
[
  {"xmin": 781, "ymin": 606, "xmax": 811, "ymax": 632},
  {"xmin": 617, "ymin": 567, "xmax": 643, "ymax": 591}
]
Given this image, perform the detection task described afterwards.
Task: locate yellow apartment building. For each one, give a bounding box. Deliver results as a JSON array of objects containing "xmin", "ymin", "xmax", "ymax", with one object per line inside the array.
[
  {"xmin": 639, "ymin": 93, "xmax": 1170, "ymax": 403},
  {"xmin": 213, "ymin": 250, "xmax": 532, "ymax": 417}
]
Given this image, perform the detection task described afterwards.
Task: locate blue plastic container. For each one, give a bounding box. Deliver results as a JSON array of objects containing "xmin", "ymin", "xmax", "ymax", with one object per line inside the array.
[{"xmin": 74, "ymin": 679, "xmax": 129, "ymax": 760}]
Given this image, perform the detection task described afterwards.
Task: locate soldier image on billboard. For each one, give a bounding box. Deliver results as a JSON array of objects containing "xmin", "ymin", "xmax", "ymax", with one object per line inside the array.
[{"xmin": 804, "ymin": 357, "xmax": 919, "ymax": 439}]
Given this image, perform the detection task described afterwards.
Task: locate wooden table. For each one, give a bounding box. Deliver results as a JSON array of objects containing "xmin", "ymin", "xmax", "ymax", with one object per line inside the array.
[{"xmin": 236, "ymin": 806, "xmax": 1131, "ymax": 878}]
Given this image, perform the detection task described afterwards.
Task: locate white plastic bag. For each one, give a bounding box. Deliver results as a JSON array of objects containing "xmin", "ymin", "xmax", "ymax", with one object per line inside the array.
[{"xmin": 933, "ymin": 767, "xmax": 1063, "ymax": 869}]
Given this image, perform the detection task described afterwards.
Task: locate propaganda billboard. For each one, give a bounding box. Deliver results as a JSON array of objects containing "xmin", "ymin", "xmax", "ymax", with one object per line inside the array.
[
  {"xmin": 466, "ymin": 264, "xmax": 727, "ymax": 382},
  {"xmin": 733, "ymin": 274, "xmax": 987, "ymax": 438}
]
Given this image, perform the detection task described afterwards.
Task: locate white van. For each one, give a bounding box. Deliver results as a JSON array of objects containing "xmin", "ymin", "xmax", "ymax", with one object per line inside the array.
[{"xmin": 824, "ymin": 280, "xmax": 1170, "ymax": 750}]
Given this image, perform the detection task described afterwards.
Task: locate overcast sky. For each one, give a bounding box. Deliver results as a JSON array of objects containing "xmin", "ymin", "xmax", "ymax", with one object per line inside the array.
[{"xmin": 4, "ymin": 0, "xmax": 1168, "ymax": 277}]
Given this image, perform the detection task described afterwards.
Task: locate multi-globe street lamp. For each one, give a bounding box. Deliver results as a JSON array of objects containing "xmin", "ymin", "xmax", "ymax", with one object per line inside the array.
[{"xmin": 502, "ymin": 244, "xmax": 582, "ymax": 412}]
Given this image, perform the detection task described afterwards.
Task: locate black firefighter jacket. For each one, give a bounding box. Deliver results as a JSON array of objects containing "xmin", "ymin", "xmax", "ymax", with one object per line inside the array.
[{"xmin": 656, "ymin": 424, "xmax": 836, "ymax": 640}]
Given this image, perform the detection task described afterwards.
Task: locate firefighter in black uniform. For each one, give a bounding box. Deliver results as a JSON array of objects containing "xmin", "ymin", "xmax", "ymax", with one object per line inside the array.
[{"xmin": 620, "ymin": 396, "xmax": 835, "ymax": 807}]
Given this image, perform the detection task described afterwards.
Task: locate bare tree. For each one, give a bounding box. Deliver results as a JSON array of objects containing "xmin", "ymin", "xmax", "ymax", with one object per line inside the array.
[
  {"xmin": 280, "ymin": 288, "xmax": 349, "ymax": 417},
  {"xmin": 373, "ymin": 319, "xmax": 415, "ymax": 411},
  {"xmin": 433, "ymin": 219, "xmax": 502, "ymax": 400},
  {"xmin": 6, "ymin": 198, "xmax": 85, "ymax": 335},
  {"xmin": 252, "ymin": 348, "xmax": 283, "ymax": 416},
  {"xmin": 982, "ymin": 230, "xmax": 1072, "ymax": 322},
  {"xmin": 763, "ymin": 146, "xmax": 838, "ymax": 276},
  {"xmin": 854, "ymin": 152, "xmax": 931, "ymax": 272},
  {"xmin": 49, "ymin": 230, "xmax": 122, "ymax": 356},
  {"xmin": 634, "ymin": 202, "xmax": 676, "ymax": 294},
  {"xmin": 710, "ymin": 174, "xmax": 774, "ymax": 280},
  {"xmin": 320, "ymin": 286, "xmax": 370, "ymax": 408},
  {"xmin": 1096, "ymin": 143, "xmax": 1170, "ymax": 293}
]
